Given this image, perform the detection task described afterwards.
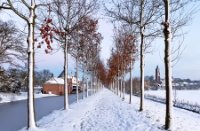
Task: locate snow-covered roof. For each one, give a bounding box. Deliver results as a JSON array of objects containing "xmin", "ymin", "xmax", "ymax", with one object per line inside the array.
[
  {"xmin": 45, "ymin": 77, "xmax": 64, "ymax": 84},
  {"xmin": 44, "ymin": 76, "xmax": 81, "ymax": 85}
]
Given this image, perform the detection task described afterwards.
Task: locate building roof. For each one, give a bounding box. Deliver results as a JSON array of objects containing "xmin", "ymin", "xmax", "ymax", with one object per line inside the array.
[
  {"xmin": 45, "ymin": 77, "xmax": 64, "ymax": 84},
  {"xmin": 44, "ymin": 76, "xmax": 80, "ymax": 85}
]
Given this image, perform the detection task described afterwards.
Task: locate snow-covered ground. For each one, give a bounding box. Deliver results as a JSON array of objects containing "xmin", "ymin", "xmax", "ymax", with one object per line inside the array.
[
  {"xmin": 0, "ymin": 91, "xmax": 56, "ymax": 103},
  {"xmin": 20, "ymin": 88, "xmax": 200, "ymax": 131},
  {"xmin": 145, "ymin": 90, "xmax": 200, "ymax": 113},
  {"xmin": 145, "ymin": 89, "xmax": 200, "ymax": 105}
]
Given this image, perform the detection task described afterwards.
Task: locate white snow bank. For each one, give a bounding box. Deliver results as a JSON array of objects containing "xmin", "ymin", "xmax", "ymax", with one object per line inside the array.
[{"xmin": 0, "ymin": 91, "xmax": 56, "ymax": 103}]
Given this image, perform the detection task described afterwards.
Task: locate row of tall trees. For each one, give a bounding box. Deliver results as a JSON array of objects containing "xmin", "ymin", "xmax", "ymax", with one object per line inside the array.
[
  {"xmin": 0, "ymin": 0, "xmax": 199, "ymax": 130},
  {"xmin": 0, "ymin": 0, "xmax": 103, "ymax": 129},
  {"xmin": 105, "ymin": 0, "xmax": 199, "ymax": 130},
  {"xmin": 107, "ymin": 26, "xmax": 136, "ymax": 103},
  {"xmin": 68, "ymin": 16, "xmax": 102, "ymax": 102}
]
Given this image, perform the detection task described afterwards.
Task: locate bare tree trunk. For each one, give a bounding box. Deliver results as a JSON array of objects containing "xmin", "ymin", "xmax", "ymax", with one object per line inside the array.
[
  {"xmin": 27, "ymin": 3, "xmax": 36, "ymax": 128},
  {"xmin": 110, "ymin": 82, "xmax": 112, "ymax": 91},
  {"xmin": 117, "ymin": 75, "xmax": 119, "ymax": 95},
  {"xmin": 112, "ymin": 79, "xmax": 115, "ymax": 93},
  {"xmin": 114, "ymin": 80, "xmax": 116, "ymax": 94},
  {"xmin": 97, "ymin": 79, "xmax": 99, "ymax": 92},
  {"xmin": 96, "ymin": 76, "xmax": 97, "ymax": 92},
  {"xmin": 95, "ymin": 76, "xmax": 97, "ymax": 93},
  {"xmin": 120, "ymin": 77, "xmax": 122, "ymax": 98},
  {"xmin": 93, "ymin": 75, "xmax": 95, "ymax": 93},
  {"xmin": 140, "ymin": 48, "xmax": 145, "ymax": 111},
  {"xmin": 76, "ymin": 57, "xmax": 79, "ymax": 102},
  {"xmin": 115, "ymin": 79, "xmax": 117, "ymax": 94},
  {"xmin": 112, "ymin": 80, "xmax": 114, "ymax": 92},
  {"xmin": 122, "ymin": 70, "xmax": 125, "ymax": 100},
  {"xmin": 111, "ymin": 80, "xmax": 113, "ymax": 92},
  {"xmin": 83, "ymin": 68, "xmax": 85, "ymax": 99},
  {"xmin": 139, "ymin": 0, "xmax": 145, "ymax": 112},
  {"xmin": 163, "ymin": 0, "xmax": 173, "ymax": 129},
  {"xmin": 64, "ymin": 35, "xmax": 69, "ymax": 110},
  {"xmin": 129, "ymin": 59, "xmax": 132, "ymax": 104},
  {"xmin": 92, "ymin": 72, "xmax": 95, "ymax": 94},
  {"xmin": 86, "ymin": 73, "xmax": 89, "ymax": 97},
  {"xmin": 96, "ymin": 77, "xmax": 97, "ymax": 93},
  {"xmin": 123, "ymin": 83, "xmax": 125, "ymax": 100},
  {"xmin": 91, "ymin": 73, "xmax": 93, "ymax": 94},
  {"xmin": 117, "ymin": 56, "xmax": 119, "ymax": 95},
  {"xmin": 113, "ymin": 80, "xmax": 115, "ymax": 93}
]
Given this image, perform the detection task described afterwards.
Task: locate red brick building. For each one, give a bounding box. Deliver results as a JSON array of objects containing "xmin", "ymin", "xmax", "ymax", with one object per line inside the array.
[{"xmin": 43, "ymin": 77, "xmax": 81, "ymax": 95}]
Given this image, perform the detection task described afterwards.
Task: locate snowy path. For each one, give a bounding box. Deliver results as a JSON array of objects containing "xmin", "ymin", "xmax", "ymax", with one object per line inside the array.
[
  {"xmin": 21, "ymin": 88, "xmax": 200, "ymax": 131},
  {"xmin": 80, "ymin": 90, "xmax": 161, "ymax": 131}
]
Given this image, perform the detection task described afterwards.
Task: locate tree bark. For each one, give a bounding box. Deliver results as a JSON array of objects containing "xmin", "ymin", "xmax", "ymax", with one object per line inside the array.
[
  {"xmin": 122, "ymin": 70, "xmax": 125, "ymax": 100},
  {"xmin": 115, "ymin": 79, "xmax": 117, "ymax": 94},
  {"xmin": 111, "ymin": 80, "xmax": 113, "ymax": 92},
  {"xmin": 117, "ymin": 54, "xmax": 119, "ymax": 95},
  {"xmin": 91, "ymin": 73, "xmax": 93, "ymax": 94},
  {"xmin": 86, "ymin": 73, "xmax": 89, "ymax": 97},
  {"xmin": 120, "ymin": 76, "xmax": 122, "ymax": 98},
  {"xmin": 163, "ymin": 0, "xmax": 173, "ymax": 130},
  {"xmin": 117, "ymin": 74, "xmax": 119, "ymax": 95},
  {"xmin": 27, "ymin": 1, "xmax": 36, "ymax": 128},
  {"xmin": 139, "ymin": 0, "xmax": 145, "ymax": 112},
  {"xmin": 129, "ymin": 58, "xmax": 132, "ymax": 104},
  {"xmin": 112, "ymin": 80, "xmax": 114, "ymax": 93},
  {"xmin": 97, "ymin": 79, "xmax": 99, "ymax": 92},
  {"xmin": 76, "ymin": 57, "xmax": 79, "ymax": 102},
  {"xmin": 83, "ymin": 68, "xmax": 85, "ymax": 99},
  {"xmin": 92, "ymin": 72, "xmax": 95, "ymax": 94},
  {"xmin": 64, "ymin": 35, "xmax": 69, "ymax": 110}
]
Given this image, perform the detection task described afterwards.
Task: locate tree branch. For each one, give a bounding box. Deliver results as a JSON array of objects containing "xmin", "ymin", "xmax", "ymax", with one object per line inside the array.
[
  {"xmin": 21, "ymin": 0, "xmax": 31, "ymax": 9},
  {"xmin": 6, "ymin": 0, "xmax": 29, "ymax": 23}
]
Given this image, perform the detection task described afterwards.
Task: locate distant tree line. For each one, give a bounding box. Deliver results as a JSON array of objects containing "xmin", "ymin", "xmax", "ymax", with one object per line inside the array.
[
  {"xmin": 0, "ymin": 20, "xmax": 53, "ymax": 93},
  {"xmin": 0, "ymin": 67, "xmax": 53, "ymax": 93}
]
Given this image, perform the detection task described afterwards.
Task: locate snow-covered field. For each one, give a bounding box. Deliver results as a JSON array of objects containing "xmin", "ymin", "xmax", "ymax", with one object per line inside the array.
[
  {"xmin": 20, "ymin": 88, "xmax": 200, "ymax": 131},
  {"xmin": 0, "ymin": 92, "xmax": 56, "ymax": 103},
  {"xmin": 145, "ymin": 89, "xmax": 200, "ymax": 105},
  {"xmin": 145, "ymin": 90, "xmax": 200, "ymax": 113}
]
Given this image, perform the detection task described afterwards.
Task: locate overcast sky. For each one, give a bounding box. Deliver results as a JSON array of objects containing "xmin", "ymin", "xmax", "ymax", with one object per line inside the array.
[{"xmin": 1, "ymin": 3, "xmax": 200, "ymax": 80}]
